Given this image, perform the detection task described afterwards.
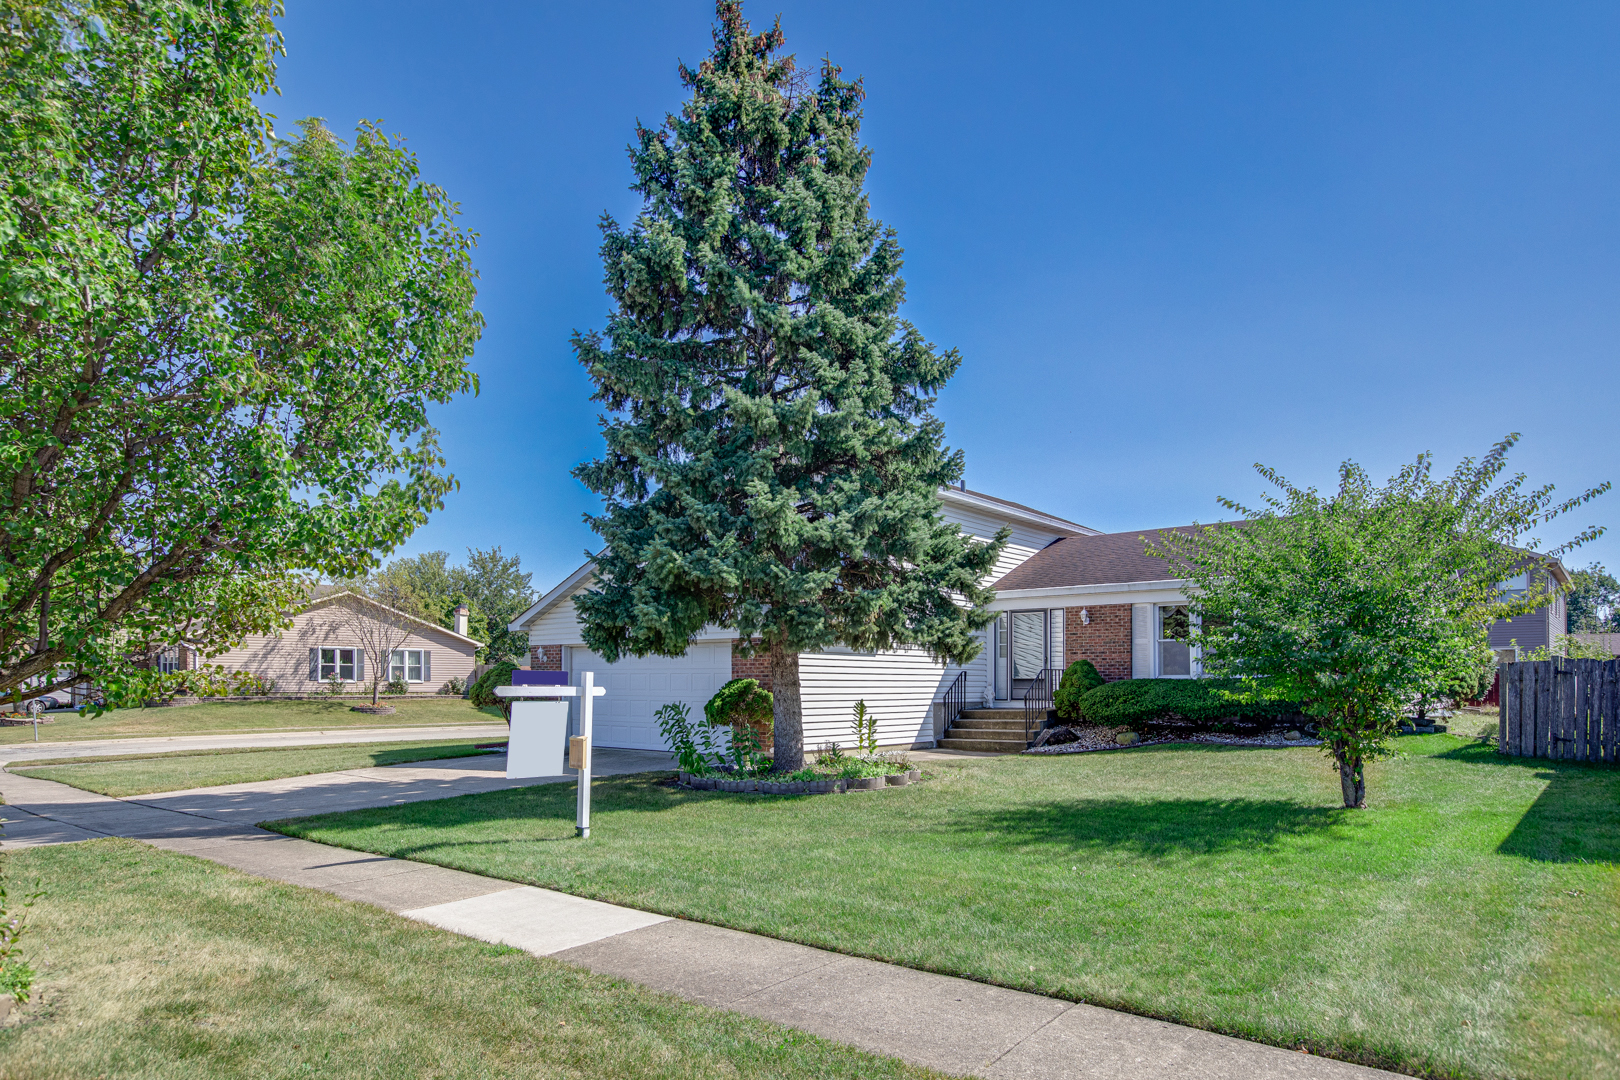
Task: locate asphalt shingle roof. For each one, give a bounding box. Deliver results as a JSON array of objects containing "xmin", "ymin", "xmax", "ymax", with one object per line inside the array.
[{"xmin": 992, "ymin": 525, "xmax": 1207, "ymax": 590}]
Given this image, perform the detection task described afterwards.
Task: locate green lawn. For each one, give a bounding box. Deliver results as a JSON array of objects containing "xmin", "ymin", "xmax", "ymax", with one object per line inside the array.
[
  {"xmin": 0, "ymin": 839, "xmax": 941, "ymax": 1079},
  {"xmin": 0, "ymin": 696, "xmax": 503, "ymax": 745},
  {"xmin": 272, "ymin": 735, "xmax": 1620, "ymax": 1080},
  {"xmin": 10, "ymin": 738, "xmax": 506, "ymax": 797}
]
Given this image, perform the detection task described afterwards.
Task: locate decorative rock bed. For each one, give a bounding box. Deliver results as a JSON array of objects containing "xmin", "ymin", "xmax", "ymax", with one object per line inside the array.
[
  {"xmin": 1024, "ymin": 722, "xmax": 1322, "ymax": 755},
  {"xmin": 679, "ymin": 768, "xmax": 920, "ymax": 794}
]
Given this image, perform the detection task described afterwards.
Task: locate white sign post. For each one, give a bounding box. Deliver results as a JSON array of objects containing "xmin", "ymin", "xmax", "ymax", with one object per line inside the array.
[{"xmin": 495, "ymin": 671, "xmax": 606, "ymax": 839}]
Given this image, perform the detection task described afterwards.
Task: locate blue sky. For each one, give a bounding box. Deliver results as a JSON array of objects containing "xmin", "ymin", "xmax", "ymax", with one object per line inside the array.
[{"xmin": 272, "ymin": 1, "xmax": 1618, "ymax": 592}]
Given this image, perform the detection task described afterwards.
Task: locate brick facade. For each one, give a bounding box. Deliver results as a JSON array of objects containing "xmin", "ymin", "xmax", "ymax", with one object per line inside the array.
[
  {"xmin": 1064, "ymin": 604, "xmax": 1133, "ymax": 681},
  {"xmin": 528, "ymin": 644, "xmax": 562, "ymax": 671},
  {"xmin": 731, "ymin": 641, "xmax": 770, "ymax": 689}
]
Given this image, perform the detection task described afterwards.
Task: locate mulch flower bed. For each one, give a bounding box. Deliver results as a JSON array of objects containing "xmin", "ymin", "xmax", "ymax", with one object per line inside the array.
[
  {"xmin": 678, "ymin": 769, "xmax": 921, "ymax": 794},
  {"xmin": 1024, "ymin": 721, "xmax": 1321, "ymax": 755}
]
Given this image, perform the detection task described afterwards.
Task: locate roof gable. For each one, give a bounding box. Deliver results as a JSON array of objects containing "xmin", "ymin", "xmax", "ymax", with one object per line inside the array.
[{"xmin": 308, "ymin": 591, "xmax": 485, "ymax": 649}]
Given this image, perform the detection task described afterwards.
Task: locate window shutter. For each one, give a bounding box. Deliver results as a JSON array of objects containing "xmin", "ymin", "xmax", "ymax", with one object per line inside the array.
[
  {"xmin": 309, "ymin": 648, "xmax": 319, "ymax": 681},
  {"xmin": 1131, "ymin": 604, "xmax": 1154, "ymax": 679},
  {"xmin": 423, "ymin": 651, "xmax": 432, "ymax": 683},
  {"xmin": 356, "ymin": 653, "xmax": 365, "ymax": 681}
]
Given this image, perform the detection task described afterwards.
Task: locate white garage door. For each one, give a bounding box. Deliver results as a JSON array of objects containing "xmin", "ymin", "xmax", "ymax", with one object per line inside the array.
[{"xmin": 567, "ymin": 643, "xmax": 733, "ymax": 751}]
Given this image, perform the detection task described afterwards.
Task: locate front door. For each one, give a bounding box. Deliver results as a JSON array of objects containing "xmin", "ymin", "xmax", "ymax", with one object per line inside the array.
[{"xmin": 1009, "ymin": 610, "xmax": 1047, "ymax": 700}]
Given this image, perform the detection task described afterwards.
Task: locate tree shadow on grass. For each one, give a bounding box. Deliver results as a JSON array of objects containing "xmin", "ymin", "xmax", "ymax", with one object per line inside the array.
[
  {"xmin": 941, "ymin": 797, "xmax": 1352, "ymax": 857},
  {"xmin": 1427, "ymin": 742, "xmax": 1620, "ymax": 864}
]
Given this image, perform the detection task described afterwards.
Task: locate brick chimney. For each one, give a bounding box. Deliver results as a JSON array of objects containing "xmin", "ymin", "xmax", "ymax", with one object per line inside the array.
[{"xmin": 454, "ymin": 604, "xmax": 470, "ymax": 637}]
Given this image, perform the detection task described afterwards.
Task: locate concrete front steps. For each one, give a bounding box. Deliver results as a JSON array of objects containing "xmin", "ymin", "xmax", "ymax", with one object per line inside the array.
[{"xmin": 938, "ymin": 709, "xmax": 1030, "ymax": 753}]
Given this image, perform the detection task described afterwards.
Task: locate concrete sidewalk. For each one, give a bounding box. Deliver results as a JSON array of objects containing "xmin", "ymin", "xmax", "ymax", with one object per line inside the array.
[
  {"xmin": 0, "ymin": 722, "xmax": 512, "ymax": 765},
  {"xmin": 0, "ymin": 764, "xmax": 1399, "ymax": 1080}
]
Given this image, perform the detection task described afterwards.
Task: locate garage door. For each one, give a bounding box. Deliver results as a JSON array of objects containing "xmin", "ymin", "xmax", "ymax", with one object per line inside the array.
[{"xmin": 567, "ymin": 643, "xmax": 733, "ymax": 751}]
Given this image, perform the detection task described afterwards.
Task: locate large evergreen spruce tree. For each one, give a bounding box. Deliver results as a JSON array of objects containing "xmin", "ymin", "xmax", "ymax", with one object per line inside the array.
[{"xmin": 572, "ymin": 2, "xmax": 1004, "ymax": 770}]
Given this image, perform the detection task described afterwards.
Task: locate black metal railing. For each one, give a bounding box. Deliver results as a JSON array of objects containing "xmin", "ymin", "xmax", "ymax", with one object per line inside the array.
[
  {"xmin": 1023, "ymin": 667, "xmax": 1061, "ymax": 746},
  {"xmin": 937, "ymin": 670, "xmax": 968, "ymax": 743}
]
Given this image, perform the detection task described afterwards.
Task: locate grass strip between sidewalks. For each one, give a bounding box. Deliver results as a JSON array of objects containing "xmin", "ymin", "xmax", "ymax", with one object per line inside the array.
[
  {"xmin": 0, "ymin": 838, "xmax": 941, "ymax": 1079},
  {"xmin": 272, "ymin": 735, "xmax": 1620, "ymax": 1080},
  {"xmin": 10, "ymin": 739, "xmax": 504, "ymax": 798}
]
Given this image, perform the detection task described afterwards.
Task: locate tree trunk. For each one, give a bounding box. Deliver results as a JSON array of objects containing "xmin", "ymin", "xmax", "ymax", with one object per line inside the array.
[
  {"xmin": 769, "ymin": 642, "xmax": 804, "ymax": 772},
  {"xmin": 1338, "ymin": 757, "xmax": 1366, "ymax": 809}
]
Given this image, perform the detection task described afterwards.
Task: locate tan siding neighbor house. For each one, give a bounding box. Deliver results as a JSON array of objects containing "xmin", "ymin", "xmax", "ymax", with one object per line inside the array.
[{"xmin": 210, "ymin": 592, "xmax": 481, "ymax": 695}]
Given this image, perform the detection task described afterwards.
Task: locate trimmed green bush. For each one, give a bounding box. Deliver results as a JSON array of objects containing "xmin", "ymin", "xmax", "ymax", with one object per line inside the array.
[
  {"xmin": 1053, "ymin": 660, "xmax": 1104, "ymax": 719},
  {"xmin": 468, "ymin": 660, "xmax": 518, "ymax": 709},
  {"xmin": 1077, "ymin": 678, "xmax": 1298, "ymax": 732},
  {"xmin": 704, "ymin": 678, "xmax": 774, "ymax": 750}
]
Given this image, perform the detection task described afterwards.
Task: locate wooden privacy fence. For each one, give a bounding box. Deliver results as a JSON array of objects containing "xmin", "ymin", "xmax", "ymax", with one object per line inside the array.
[{"xmin": 1498, "ymin": 659, "xmax": 1619, "ymax": 764}]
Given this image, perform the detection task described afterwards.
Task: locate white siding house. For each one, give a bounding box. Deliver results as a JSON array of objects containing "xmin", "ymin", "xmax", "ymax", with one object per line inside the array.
[{"xmin": 511, "ymin": 488, "xmax": 1095, "ymax": 751}]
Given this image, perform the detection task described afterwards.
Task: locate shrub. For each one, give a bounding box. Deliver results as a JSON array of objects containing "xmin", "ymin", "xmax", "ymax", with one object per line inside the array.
[
  {"xmin": 468, "ymin": 660, "xmax": 518, "ymax": 709},
  {"xmin": 1053, "ymin": 660, "xmax": 1104, "ymax": 719},
  {"xmin": 1078, "ymin": 678, "xmax": 1298, "ymax": 732},
  {"xmin": 437, "ymin": 676, "xmax": 467, "ymax": 696},
  {"xmin": 0, "ymin": 873, "xmax": 41, "ymax": 1004},
  {"xmin": 383, "ymin": 679, "xmax": 408, "ymax": 696},
  {"xmin": 658, "ymin": 701, "xmax": 715, "ymax": 774},
  {"xmin": 704, "ymin": 678, "xmax": 774, "ymax": 751}
]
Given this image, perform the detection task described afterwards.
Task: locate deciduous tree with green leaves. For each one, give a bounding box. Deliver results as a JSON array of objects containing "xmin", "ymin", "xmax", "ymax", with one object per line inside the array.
[
  {"xmin": 1154, "ymin": 436, "xmax": 1607, "ymax": 808},
  {"xmin": 570, "ymin": 2, "xmax": 1003, "ymax": 771},
  {"xmin": 372, "ymin": 547, "xmax": 535, "ymax": 662},
  {"xmin": 1567, "ymin": 562, "xmax": 1620, "ymax": 633},
  {"xmin": 0, "ymin": 1, "xmax": 481, "ymax": 699}
]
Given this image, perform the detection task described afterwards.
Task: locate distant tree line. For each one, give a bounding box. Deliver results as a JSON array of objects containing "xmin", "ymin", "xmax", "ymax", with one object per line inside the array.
[{"xmin": 344, "ymin": 548, "xmax": 534, "ymax": 664}]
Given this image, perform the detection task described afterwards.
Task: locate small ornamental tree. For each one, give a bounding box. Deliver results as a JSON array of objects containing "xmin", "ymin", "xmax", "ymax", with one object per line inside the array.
[
  {"xmin": 705, "ymin": 677, "xmax": 774, "ymax": 750},
  {"xmin": 1154, "ymin": 436, "xmax": 1607, "ymax": 808},
  {"xmin": 0, "ymin": 2, "xmax": 481, "ymax": 700},
  {"xmin": 571, "ymin": 2, "xmax": 1004, "ymax": 771}
]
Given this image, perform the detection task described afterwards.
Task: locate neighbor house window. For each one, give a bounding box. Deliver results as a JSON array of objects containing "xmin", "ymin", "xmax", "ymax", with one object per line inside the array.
[
  {"xmin": 390, "ymin": 649, "xmax": 425, "ymax": 683},
  {"xmin": 1158, "ymin": 605, "xmax": 1192, "ymax": 678},
  {"xmin": 319, "ymin": 648, "xmax": 357, "ymax": 681}
]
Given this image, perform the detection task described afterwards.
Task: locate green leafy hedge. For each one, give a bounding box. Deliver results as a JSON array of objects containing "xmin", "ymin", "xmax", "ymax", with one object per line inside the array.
[
  {"xmin": 1053, "ymin": 660, "xmax": 1104, "ymax": 719},
  {"xmin": 1078, "ymin": 678, "xmax": 1298, "ymax": 731},
  {"xmin": 468, "ymin": 660, "xmax": 518, "ymax": 709}
]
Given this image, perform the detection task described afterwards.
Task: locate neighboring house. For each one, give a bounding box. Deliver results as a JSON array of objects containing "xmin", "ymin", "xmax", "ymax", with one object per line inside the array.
[
  {"xmin": 1487, "ymin": 562, "xmax": 1570, "ymax": 661},
  {"xmin": 212, "ymin": 590, "xmax": 481, "ymax": 695},
  {"xmin": 511, "ymin": 487, "xmax": 1097, "ymax": 752},
  {"xmin": 1572, "ymin": 633, "xmax": 1620, "ymax": 657}
]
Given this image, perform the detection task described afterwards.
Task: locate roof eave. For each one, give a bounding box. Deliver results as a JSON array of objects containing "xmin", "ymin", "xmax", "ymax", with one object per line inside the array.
[
  {"xmin": 938, "ymin": 487, "xmax": 1097, "ymax": 537},
  {"xmin": 990, "ymin": 578, "xmax": 1193, "ymax": 601}
]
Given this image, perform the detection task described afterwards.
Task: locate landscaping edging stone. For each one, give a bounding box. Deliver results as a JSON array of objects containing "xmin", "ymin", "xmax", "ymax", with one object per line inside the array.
[{"xmin": 677, "ymin": 769, "xmax": 919, "ymax": 795}]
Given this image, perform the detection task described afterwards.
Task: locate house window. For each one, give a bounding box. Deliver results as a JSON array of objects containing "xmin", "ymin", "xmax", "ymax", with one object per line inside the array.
[
  {"xmin": 994, "ymin": 613, "xmax": 1008, "ymax": 700},
  {"xmin": 1158, "ymin": 605, "xmax": 1192, "ymax": 678},
  {"xmin": 1499, "ymin": 573, "xmax": 1528, "ymax": 597},
  {"xmin": 319, "ymin": 648, "xmax": 357, "ymax": 681},
  {"xmin": 390, "ymin": 649, "xmax": 425, "ymax": 683}
]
